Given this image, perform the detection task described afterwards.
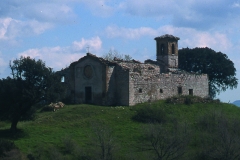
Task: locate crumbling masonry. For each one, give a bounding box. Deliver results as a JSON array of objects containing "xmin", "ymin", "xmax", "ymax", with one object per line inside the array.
[{"xmin": 59, "ymin": 34, "xmax": 209, "ymax": 106}]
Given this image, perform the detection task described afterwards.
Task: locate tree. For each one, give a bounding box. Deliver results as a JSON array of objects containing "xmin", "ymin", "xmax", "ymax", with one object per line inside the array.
[
  {"xmin": 142, "ymin": 122, "xmax": 190, "ymax": 160},
  {"xmin": 102, "ymin": 49, "xmax": 132, "ymax": 61},
  {"xmin": 178, "ymin": 47, "xmax": 238, "ymax": 98},
  {"xmin": 0, "ymin": 56, "xmax": 66, "ymax": 132}
]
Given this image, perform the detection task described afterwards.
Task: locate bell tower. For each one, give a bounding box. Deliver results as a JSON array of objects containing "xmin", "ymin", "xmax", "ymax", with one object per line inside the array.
[{"xmin": 154, "ymin": 34, "xmax": 180, "ymax": 72}]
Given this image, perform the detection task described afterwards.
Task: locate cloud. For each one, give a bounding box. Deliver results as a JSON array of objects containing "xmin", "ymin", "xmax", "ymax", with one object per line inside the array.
[
  {"xmin": 120, "ymin": 0, "xmax": 240, "ymax": 30},
  {"xmin": 0, "ymin": 17, "xmax": 53, "ymax": 40},
  {"xmin": 18, "ymin": 37, "xmax": 102, "ymax": 70},
  {"xmin": 105, "ymin": 25, "xmax": 232, "ymax": 52},
  {"xmin": 0, "ymin": 1, "xmax": 76, "ymax": 23},
  {"xmin": 106, "ymin": 26, "xmax": 157, "ymax": 39}
]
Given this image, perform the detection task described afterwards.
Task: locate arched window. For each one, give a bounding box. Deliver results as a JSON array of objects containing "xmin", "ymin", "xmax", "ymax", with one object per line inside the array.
[
  {"xmin": 161, "ymin": 44, "xmax": 164, "ymax": 55},
  {"xmin": 172, "ymin": 44, "xmax": 175, "ymax": 55}
]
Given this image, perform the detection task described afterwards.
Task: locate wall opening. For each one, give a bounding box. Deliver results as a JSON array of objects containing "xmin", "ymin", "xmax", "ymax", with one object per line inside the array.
[
  {"xmin": 139, "ymin": 88, "xmax": 142, "ymax": 93},
  {"xmin": 61, "ymin": 76, "xmax": 65, "ymax": 82},
  {"xmin": 85, "ymin": 86, "xmax": 92, "ymax": 103},
  {"xmin": 178, "ymin": 87, "xmax": 182, "ymax": 95},
  {"xmin": 160, "ymin": 89, "xmax": 163, "ymax": 93},
  {"xmin": 189, "ymin": 89, "xmax": 193, "ymax": 96},
  {"xmin": 161, "ymin": 44, "xmax": 164, "ymax": 55},
  {"xmin": 172, "ymin": 44, "xmax": 175, "ymax": 55}
]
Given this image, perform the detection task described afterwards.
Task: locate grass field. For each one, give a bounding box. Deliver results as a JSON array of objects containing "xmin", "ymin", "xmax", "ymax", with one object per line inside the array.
[{"xmin": 1, "ymin": 98, "xmax": 240, "ymax": 159}]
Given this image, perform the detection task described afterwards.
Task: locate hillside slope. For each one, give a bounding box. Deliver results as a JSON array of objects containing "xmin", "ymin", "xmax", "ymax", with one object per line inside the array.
[{"xmin": 1, "ymin": 99, "xmax": 240, "ymax": 160}]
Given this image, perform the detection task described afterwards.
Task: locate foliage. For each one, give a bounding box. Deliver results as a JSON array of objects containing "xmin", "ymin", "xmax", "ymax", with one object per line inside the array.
[
  {"xmin": 178, "ymin": 47, "xmax": 238, "ymax": 98},
  {"xmin": 143, "ymin": 122, "xmax": 190, "ymax": 160},
  {"xmin": 132, "ymin": 104, "xmax": 167, "ymax": 123},
  {"xmin": 102, "ymin": 49, "xmax": 132, "ymax": 61},
  {"xmin": 195, "ymin": 111, "xmax": 240, "ymax": 160},
  {"xmin": 0, "ymin": 56, "xmax": 66, "ymax": 132},
  {"xmin": 0, "ymin": 139, "xmax": 22, "ymax": 159},
  {"xmin": 1, "ymin": 100, "xmax": 240, "ymax": 159},
  {"xmin": 165, "ymin": 95, "xmax": 220, "ymax": 105}
]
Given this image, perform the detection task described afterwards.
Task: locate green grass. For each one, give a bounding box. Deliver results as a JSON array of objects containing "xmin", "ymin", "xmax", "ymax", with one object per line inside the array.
[{"xmin": 1, "ymin": 100, "xmax": 240, "ymax": 159}]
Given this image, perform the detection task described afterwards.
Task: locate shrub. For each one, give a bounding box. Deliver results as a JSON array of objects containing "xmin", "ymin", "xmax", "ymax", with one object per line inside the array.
[
  {"xmin": 132, "ymin": 104, "xmax": 167, "ymax": 123},
  {"xmin": 0, "ymin": 139, "xmax": 21, "ymax": 159}
]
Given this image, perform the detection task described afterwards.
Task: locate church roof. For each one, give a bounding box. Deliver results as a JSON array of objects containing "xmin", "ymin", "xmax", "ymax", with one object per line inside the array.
[{"xmin": 154, "ymin": 34, "xmax": 180, "ymax": 40}]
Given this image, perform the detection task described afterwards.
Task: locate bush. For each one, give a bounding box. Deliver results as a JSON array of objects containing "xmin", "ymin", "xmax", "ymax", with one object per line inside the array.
[
  {"xmin": 0, "ymin": 139, "xmax": 21, "ymax": 159},
  {"xmin": 132, "ymin": 104, "xmax": 167, "ymax": 123},
  {"xmin": 166, "ymin": 95, "xmax": 220, "ymax": 105}
]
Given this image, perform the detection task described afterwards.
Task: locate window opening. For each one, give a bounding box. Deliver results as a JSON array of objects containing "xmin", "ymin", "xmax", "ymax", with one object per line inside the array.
[
  {"xmin": 161, "ymin": 44, "xmax": 164, "ymax": 55},
  {"xmin": 189, "ymin": 89, "xmax": 193, "ymax": 96},
  {"xmin": 160, "ymin": 89, "xmax": 163, "ymax": 93},
  {"xmin": 172, "ymin": 44, "xmax": 175, "ymax": 55},
  {"xmin": 61, "ymin": 76, "xmax": 65, "ymax": 82},
  {"xmin": 139, "ymin": 88, "xmax": 142, "ymax": 93},
  {"xmin": 178, "ymin": 87, "xmax": 182, "ymax": 95}
]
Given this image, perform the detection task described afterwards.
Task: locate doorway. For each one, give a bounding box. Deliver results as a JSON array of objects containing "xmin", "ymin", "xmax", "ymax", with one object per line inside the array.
[{"xmin": 85, "ymin": 86, "xmax": 92, "ymax": 103}]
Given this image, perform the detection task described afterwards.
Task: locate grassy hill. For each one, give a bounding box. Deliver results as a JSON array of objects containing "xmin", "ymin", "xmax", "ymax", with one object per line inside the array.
[{"xmin": 1, "ymin": 97, "xmax": 240, "ymax": 160}]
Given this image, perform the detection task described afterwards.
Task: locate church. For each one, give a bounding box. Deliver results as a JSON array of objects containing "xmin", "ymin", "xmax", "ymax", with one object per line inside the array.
[{"xmin": 58, "ymin": 34, "xmax": 209, "ymax": 106}]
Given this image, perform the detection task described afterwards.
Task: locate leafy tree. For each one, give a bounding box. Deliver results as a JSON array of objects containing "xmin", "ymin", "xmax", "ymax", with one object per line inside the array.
[
  {"xmin": 179, "ymin": 47, "xmax": 238, "ymax": 98},
  {"xmin": 0, "ymin": 56, "xmax": 66, "ymax": 132},
  {"xmin": 102, "ymin": 49, "xmax": 132, "ymax": 61}
]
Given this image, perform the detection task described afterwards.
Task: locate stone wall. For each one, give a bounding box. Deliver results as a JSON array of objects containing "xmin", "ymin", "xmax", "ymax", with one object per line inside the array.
[
  {"xmin": 74, "ymin": 58, "xmax": 105, "ymax": 104},
  {"xmin": 125, "ymin": 62, "xmax": 209, "ymax": 106}
]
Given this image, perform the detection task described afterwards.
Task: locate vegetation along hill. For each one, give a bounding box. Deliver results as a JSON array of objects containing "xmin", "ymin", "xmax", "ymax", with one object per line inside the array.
[{"xmin": 1, "ymin": 96, "xmax": 240, "ymax": 160}]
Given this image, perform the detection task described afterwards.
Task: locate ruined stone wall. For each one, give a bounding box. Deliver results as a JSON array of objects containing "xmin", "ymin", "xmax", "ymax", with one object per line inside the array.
[
  {"xmin": 115, "ymin": 65, "xmax": 130, "ymax": 106},
  {"xmin": 126, "ymin": 62, "xmax": 209, "ymax": 106},
  {"xmin": 105, "ymin": 65, "xmax": 116, "ymax": 105},
  {"xmin": 57, "ymin": 65, "xmax": 76, "ymax": 103}
]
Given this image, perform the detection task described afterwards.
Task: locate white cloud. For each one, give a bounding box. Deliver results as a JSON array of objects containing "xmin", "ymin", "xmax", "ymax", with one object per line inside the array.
[
  {"xmin": 72, "ymin": 36, "xmax": 102, "ymax": 52},
  {"xmin": 0, "ymin": 17, "xmax": 53, "ymax": 40},
  {"xmin": 18, "ymin": 37, "xmax": 102, "ymax": 70},
  {"xmin": 105, "ymin": 25, "xmax": 232, "ymax": 52},
  {"xmin": 120, "ymin": 0, "xmax": 240, "ymax": 30},
  {"xmin": 0, "ymin": 1, "xmax": 76, "ymax": 23},
  {"xmin": 106, "ymin": 26, "xmax": 157, "ymax": 39}
]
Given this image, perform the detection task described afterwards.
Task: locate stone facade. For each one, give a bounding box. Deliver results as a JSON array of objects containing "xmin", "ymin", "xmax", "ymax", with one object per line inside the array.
[{"xmin": 58, "ymin": 34, "xmax": 209, "ymax": 106}]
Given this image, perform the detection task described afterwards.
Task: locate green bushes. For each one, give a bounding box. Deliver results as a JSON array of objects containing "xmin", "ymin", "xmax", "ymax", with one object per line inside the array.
[
  {"xmin": 0, "ymin": 139, "xmax": 22, "ymax": 159},
  {"xmin": 166, "ymin": 95, "xmax": 220, "ymax": 105},
  {"xmin": 132, "ymin": 104, "xmax": 167, "ymax": 123}
]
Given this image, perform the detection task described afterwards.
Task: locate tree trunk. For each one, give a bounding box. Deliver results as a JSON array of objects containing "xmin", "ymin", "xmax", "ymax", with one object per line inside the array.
[{"xmin": 10, "ymin": 116, "xmax": 20, "ymax": 133}]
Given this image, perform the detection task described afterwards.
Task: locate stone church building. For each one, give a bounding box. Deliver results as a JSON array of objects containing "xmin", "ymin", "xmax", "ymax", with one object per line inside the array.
[{"xmin": 59, "ymin": 34, "xmax": 209, "ymax": 106}]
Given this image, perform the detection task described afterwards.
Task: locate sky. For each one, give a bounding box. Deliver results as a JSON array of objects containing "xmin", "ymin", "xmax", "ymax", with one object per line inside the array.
[{"xmin": 0, "ymin": 0, "xmax": 240, "ymax": 102}]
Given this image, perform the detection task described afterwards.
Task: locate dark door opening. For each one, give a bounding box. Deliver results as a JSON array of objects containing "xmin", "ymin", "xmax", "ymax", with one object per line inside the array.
[
  {"xmin": 85, "ymin": 87, "xmax": 92, "ymax": 103},
  {"xmin": 189, "ymin": 89, "xmax": 193, "ymax": 96},
  {"xmin": 178, "ymin": 87, "xmax": 182, "ymax": 95}
]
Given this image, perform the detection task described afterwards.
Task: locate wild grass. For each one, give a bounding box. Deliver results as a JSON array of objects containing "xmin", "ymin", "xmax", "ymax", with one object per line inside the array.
[{"xmin": 0, "ymin": 98, "xmax": 240, "ymax": 159}]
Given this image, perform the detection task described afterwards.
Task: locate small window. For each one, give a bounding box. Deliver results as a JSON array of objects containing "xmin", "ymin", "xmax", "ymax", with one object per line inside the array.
[
  {"xmin": 160, "ymin": 89, "xmax": 163, "ymax": 93},
  {"xmin": 139, "ymin": 88, "xmax": 142, "ymax": 93},
  {"xmin": 189, "ymin": 89, "xmax": 193, "ymax": 96},
  {"xmin": 172, "ymin": 44, "xmax": 175, "ymax": 55},
  {"xmin": 61, "ymin": 76, "xmax": 65, "ymax": 82},
  {"xmin": 178, "ymin": 87, "xmax": 182, "ymax": 95},
  {"xmin": 161, "ymin": 44, "xmax": 164, "ymax": 55}
]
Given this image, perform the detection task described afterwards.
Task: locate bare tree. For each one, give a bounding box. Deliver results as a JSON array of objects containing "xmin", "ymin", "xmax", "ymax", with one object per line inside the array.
[
  {"xmin": 102, "ymin": 49, "xmax": 132, "ymax": 61},
  {"xmin": 143, "ymin": 122, "xmax": 190, "ymax": 160},
  {"xmin": 91, "ymin": 122, "xmax": 116, "ymax": 160},
  {"xmin": 198, "ymin": 112, "xmax": 240, "ymax": 160}
]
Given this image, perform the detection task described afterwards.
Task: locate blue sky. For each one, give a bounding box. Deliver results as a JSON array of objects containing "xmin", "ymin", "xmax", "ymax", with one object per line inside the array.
[{"xmin": 0, "ymin": 0, "xmax": 240, "ymax": 102}]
